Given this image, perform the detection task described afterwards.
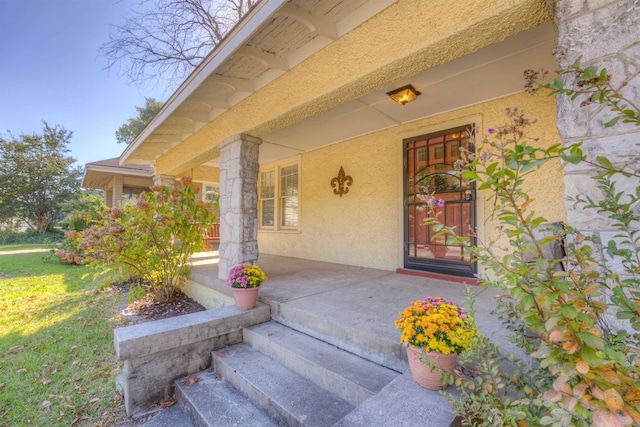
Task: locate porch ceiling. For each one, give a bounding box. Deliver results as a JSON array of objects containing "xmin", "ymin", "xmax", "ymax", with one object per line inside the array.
[
  {"xmin": 120, "ymin": 0, "xmax": 554, "ymax": 175},
  {"xmin": 258, "ymin": 22, "xmax": 557, "ymax": 164}
]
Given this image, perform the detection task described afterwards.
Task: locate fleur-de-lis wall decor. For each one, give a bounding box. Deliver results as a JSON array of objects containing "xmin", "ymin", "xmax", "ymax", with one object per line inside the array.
[{"xmin": 330, "ymin": 166, "xmax": 353, "ymax": 197}]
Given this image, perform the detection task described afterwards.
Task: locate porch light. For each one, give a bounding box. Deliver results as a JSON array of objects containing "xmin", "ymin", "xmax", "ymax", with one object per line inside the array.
[{"xmin": 387, "ymin": 84, "xmax": 421, "ymax": 105}]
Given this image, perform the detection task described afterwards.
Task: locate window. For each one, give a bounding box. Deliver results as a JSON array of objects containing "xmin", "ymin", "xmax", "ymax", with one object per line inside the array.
[
  {"xmin": 203, "ymin": 185, "xmax": 219, "ymax": 202},
  {"xmin": 280, "ymin": 164, "xmax": 298, "ymax": 228},
  {"xmin": 259, "ymin": 162, "xmax": 299, "ymax": 230},
  {"xmin": 260, "ymin": 171, "xmax": 275, "ymax": 227}
]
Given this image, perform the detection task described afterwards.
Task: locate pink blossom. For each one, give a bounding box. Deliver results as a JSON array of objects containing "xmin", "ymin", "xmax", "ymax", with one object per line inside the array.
[{"xmin": 437, "ymin": 199, "xmax": 445, "ymax": 208}]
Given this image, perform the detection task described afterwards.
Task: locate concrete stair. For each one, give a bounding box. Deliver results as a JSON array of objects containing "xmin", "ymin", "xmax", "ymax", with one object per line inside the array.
[
  {"xmin": 142, "ymin": 320, "xmax": 402, "ymax": 426},
  {"xmin": 209, "ymin": 321, "xmax": 400, "ymax": 426},
  {"xmin": 175, "ymin": 370, "xmax": 278, "ymax": 427},
  {"xmin": 214, "ymin": 343, "xmax": 354, "ymax": 426},
  {"xmin": 242, "ymin": 321, "xmax": 398, "ymax": 407},
  {"xmin": 143, "ymin": 266, "xmax": 461, "ymax": 426}
]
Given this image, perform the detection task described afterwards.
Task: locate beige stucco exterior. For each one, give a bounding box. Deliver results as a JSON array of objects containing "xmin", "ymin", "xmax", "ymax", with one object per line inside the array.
[
  {"xmin": 149, "ymin": 0, "xmax": 552, "ymax": 176},
  {"xmin": 111, "ymin": 0, "xmax": 582, "ymax": 279},
  {"xmin": 258, "ymin": 92, "xmax": 565, "ymax": 273}
]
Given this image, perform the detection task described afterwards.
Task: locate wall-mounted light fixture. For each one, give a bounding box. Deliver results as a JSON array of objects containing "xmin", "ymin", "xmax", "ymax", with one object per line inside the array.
[
  {"xmin": 331, "ymin": 166, "xmax": 353, "ymax": 197},
  {"xmin": 386, "ymin": 84, "xmax": 421, "ymax": 105}
]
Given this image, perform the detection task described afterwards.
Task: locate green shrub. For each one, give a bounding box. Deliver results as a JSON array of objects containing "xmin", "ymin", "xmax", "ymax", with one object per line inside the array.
[
  {"xmin": 53, "ymin": 192, "xmax": 105, "ymax": 264},
  {"xmin": 82, "ymin": 179, "xmax": 216, "ymax": 302},
  {"xmin": 436, "ymin": 59, "xmax": 640, "ymax": 426},
  {"xmin": 0, "ymin": 229, "xmax": 64, "ymax": 245}
]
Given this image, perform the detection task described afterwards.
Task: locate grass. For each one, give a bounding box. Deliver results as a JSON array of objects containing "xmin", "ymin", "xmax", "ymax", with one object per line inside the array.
[{"xmin": 0, "ymin": 249, "xmax": 128, "ymax": 426}]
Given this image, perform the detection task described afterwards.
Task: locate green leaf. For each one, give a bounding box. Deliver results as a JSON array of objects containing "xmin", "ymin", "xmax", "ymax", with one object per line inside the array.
[
  {"xmin": 604, "ymin": 116, "xmax": 620, "ymax": 128},
  {"xmin": 580, "ymin": 346, "xmax": 600, "ymax": 365},
  {"xmin": 553, "ymin": 77, "xmax": 565, "ymax": 90},
  {"xmin": 560, "ymin": 304, "xmax": 579, "ymax": 319},
  {"xmin": 485, "ymin": 162, "xmax": 498, "ymax": 176},
  {"xmin": 595, "ymin": 156, "xmax": 613, "ymax": 168},
  {"xmin": 576, "ymin": 332, "xmax": 605, "ymax": 350},
  {"xmin": 560, "ymin": 152, "xmax": 582, "ymax": 164},
  {"xmin": 521, "ymin": 295, "xmax": 535, "ymax": 310},
  {"xmin": 616, "ymin": 311, "xmax": 635, "ymax": 320}
]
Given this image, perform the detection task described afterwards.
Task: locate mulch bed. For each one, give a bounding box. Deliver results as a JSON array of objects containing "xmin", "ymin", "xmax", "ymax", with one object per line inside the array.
[
  {"xmin": 124, "ymin": 292, "xmax": 206, "ymax": 321},
  {"xmin": 112, "ymin": 281, "xmax": 206, "ymax": 322}
]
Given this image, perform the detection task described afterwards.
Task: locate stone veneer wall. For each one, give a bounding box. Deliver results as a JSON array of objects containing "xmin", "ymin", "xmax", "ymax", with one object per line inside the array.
[
  {"xmin": 554, "ymin": 0, "xmax": 640, "ymax": 325},
  {"xmin": 217, "ymin": 134, "xmax": 261, "ymax": 281}
]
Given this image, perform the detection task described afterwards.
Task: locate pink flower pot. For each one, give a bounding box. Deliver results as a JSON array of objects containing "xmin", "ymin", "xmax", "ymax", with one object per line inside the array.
[
  {"xmin": 231, "ymin": 286, "xmax": 260, "ymax": 310},
  {"xmin": 406, "ymin": 346, "xmax": 457, "ymax": 390}
]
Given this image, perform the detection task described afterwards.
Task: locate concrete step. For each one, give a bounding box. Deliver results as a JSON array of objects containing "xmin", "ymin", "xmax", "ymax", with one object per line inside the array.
[
  {"xmin": 174, "ymin": 370, "xmax": 278, "ymax": 427},
  {"xmin": 137, "ymin": 404, "xmax": 195, "ymax": 427},
  {"xmin": 273, "ymin": 303, "xmax": 407, "ymax": 373},
  {"xmin": 335, "ymin": 371, "xmax": 460, "ymax": 427},
  {"xmin": 214, "ymin": 343, "xmax": 355, "ymax": 427},
  {"xmin": 189, "ymin": 265, "xmax": 226, "ymax": 294},
  {"xmin": 244, "ymin": 321, "xmax": 399, "ymax": 406}
]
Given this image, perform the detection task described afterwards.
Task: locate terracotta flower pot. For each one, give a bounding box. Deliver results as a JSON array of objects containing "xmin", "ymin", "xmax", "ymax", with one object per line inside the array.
[
  {"xmin": 406, "ymin": 346, "xmax": 457, "ymax": 390},
  {"xmin": 231, "ymin": 286, "xmax": 260, "ymax": 310}
]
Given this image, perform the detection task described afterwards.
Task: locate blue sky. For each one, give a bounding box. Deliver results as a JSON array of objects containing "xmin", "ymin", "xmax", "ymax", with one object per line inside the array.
[{"xmin": 0, "ymin": 0, "xmax": 168, "ymax": 168}]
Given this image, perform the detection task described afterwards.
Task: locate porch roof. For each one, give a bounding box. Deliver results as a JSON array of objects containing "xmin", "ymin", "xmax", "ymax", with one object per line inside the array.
[
  {"xmin": 82, "ymin": 157, "xmax": 154, "ymax": 189},
  {"xmin": 120, "ymin": 0, "xmax": 556, "ymax": 176}
]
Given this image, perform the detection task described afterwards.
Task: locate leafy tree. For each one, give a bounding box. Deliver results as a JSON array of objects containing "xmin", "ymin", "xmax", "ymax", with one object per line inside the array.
[
  {"xmin": 0, "ymin": 123, "xmax": 82, "ymax": 233},
  {"xmin": 116, "ymin": 97, "xmax": 164, "ymax": 144},
  {"xmin": 100, "ymin": 0, "xmax": 257, "ymax": 88},
  {"xmin": 61, "ymin": 189, "xmax": 105, "ymax": 231}
]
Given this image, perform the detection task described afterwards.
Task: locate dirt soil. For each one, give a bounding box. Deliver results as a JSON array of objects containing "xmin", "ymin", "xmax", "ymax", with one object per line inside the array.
[
  {"xmin": 124, "ymin": 292, "xmax": 206, "ymax": 321},
  {"xmin": 112, "ymin": 281, "xmax": 206, "ymax": 322}
]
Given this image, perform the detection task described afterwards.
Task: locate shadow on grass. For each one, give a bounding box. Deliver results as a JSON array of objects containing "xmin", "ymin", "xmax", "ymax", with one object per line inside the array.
[{"xmin": 0, "ymin": 253, "xmax": 127, "ymax": 427}]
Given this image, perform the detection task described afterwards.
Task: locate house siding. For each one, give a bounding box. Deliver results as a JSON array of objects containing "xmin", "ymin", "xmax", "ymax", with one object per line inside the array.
[{"xmin": 258, "ymin": 92, "xmax": 565, "ymax": 272}]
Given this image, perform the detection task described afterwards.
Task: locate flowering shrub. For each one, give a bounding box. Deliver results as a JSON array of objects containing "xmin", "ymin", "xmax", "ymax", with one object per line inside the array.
[
  {"xmin": 54, "ymin": 230, "xmax": 85, "ymax": 265},
  {"xmin": 53, "ymin": 191, "xmax": 104, "ymax": 265},
  {"xmin": 82, "ymin": 179, "xmax": 216, "ymax": 302},
  {"xmin": 227, "ymin": 264, "xmax": 267, "ymax": 289},
  {"xmin": 430, "ymin": 58, "xmax": 640, "ymax": 426},
  {"xmin": 395, "ymin": 297, "xmax": 478, "ymax": 354}
]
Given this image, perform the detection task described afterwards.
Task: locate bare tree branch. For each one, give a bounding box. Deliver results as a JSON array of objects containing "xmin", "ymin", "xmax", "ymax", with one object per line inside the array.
[{"xmin": 99, "ymin": 0, "xmax": 257, "ymax": 90}]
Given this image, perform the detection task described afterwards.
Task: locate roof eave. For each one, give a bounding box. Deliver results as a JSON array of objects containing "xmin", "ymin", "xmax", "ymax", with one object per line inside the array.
[{"xmin": 120, "ymin": 0, "xmax": 288, "ymax": 165}]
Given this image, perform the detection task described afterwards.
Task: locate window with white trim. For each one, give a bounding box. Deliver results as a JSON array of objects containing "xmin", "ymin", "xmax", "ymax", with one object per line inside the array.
[
  {"xmin": 259, "ymin": 171, "xmax": 275, "ymax": 227},
  {"xmin": 203, "ymin": 185, "xmax": 219, "ymax": 202},
  {"xmin": 259, "ymin": 163, "xmax": 299, "ymax": 230}
]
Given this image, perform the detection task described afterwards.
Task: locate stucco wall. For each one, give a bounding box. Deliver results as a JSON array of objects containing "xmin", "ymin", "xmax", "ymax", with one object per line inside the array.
[{"xmin": 258, "ymin": 92, "xmax": 565, "ymax": 272}]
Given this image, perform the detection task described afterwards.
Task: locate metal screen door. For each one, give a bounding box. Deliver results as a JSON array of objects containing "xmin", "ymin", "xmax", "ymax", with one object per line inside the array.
[{"xmin": 404, "ymin": 125, "xmax": 476, "ymax": 277}]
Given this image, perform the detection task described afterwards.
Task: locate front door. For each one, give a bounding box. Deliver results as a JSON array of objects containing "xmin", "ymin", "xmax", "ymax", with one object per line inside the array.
[{"xmin": 404, "ymin": 125, "xmax": 476, "ymax": 277}]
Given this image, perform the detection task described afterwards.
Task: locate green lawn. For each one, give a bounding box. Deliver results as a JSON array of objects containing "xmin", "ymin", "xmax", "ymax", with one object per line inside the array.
[{"xmin": 0, "ymin": 249, "xmax": 127, "ymax": 426}]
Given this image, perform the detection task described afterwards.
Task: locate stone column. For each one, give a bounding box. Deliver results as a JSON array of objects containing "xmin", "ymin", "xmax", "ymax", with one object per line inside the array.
[
  {"xmin": 217, "ymin": 133, "xmax": 262, "ymax": 281},
  {"xmin": 554, "ymin": 0, "xmax": 640, "ymax": 327},
  {"xmin": 153, "ymin": 174, "xmax": 177, "ymax": 189}
]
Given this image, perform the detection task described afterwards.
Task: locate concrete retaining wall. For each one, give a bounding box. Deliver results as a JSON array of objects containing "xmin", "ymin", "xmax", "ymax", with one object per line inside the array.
[{"xmin": 114, "ymin": 304, "xmax": 271, "ymax": 415}]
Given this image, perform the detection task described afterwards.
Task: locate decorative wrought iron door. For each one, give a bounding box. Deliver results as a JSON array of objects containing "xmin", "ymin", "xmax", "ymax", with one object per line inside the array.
[{"xmin": 404, "ymin": 125, "xmax": 476, "ymax": 277}]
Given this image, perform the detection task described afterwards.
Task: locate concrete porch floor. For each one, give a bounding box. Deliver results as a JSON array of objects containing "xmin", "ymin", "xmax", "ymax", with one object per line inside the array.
[
  {"xmin": 189, "ymin": 251, "xmax": 519, "ymax": 364},
  {"xmin": 151, "ymin": 251, "xmax": 524, "ymax": 426}
]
